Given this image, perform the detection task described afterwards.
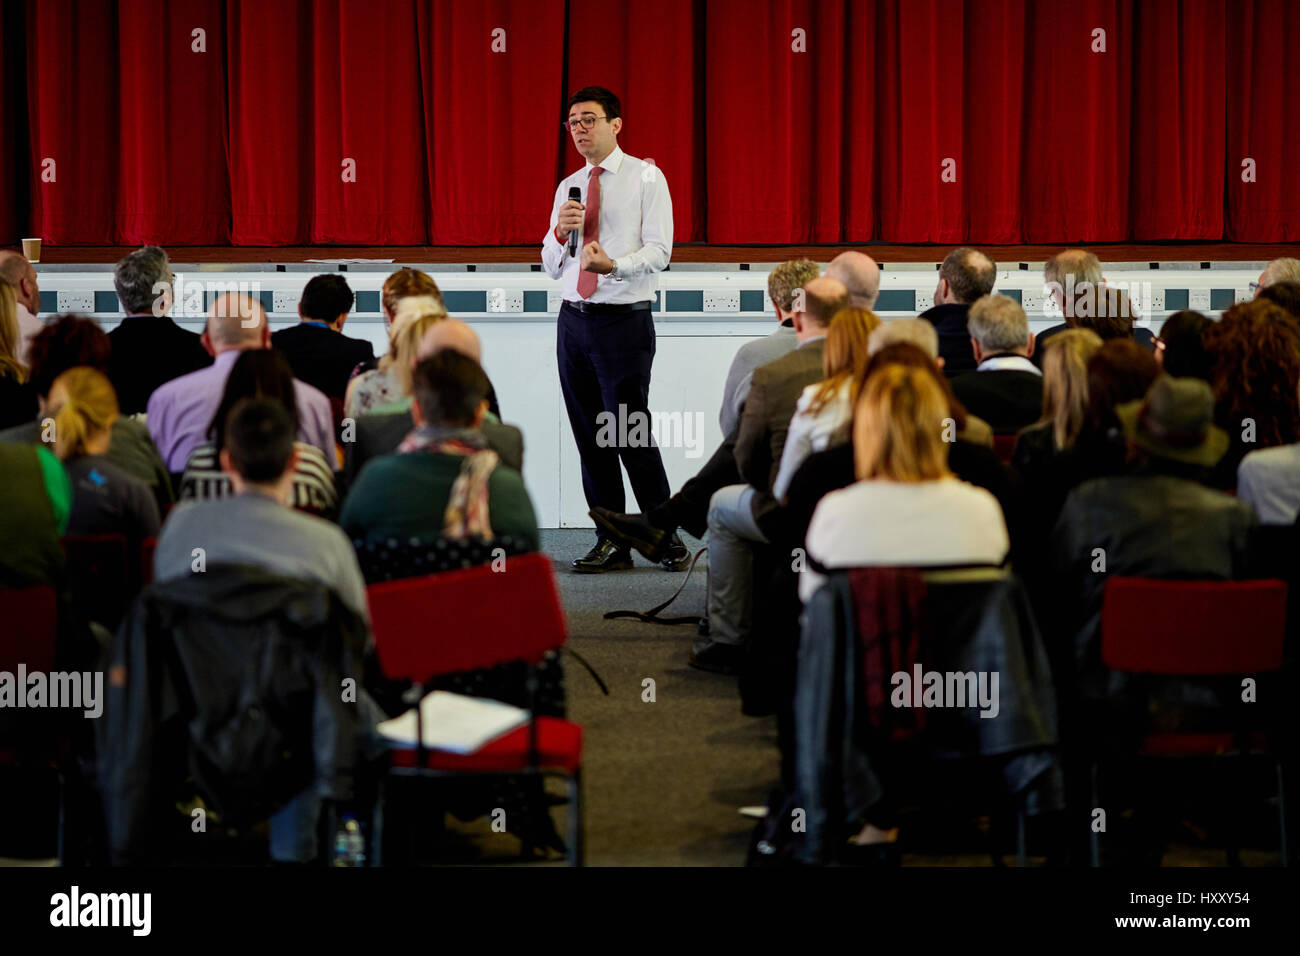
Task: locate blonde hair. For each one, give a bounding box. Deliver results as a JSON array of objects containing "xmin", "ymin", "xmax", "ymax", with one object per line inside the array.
[
  {"xmin": 767, "ymin": 259, "xmax": 820, "ymax": 313},
  {"xmin": 807, "ymin": 308, "xmax": 880, "ymax": 416},
  {"xmin": 853, "ymin": 364, "xmax": 953, "ymax": 483},
  {"xmin": 1037, "ymin": 328, "xmax": 1103, "ymax": 448},
  {"xmin": 381, "ymin": 295, "xmax": 447, "ymax": 394},
  {"xmin": 49, "ymin": 367, "xmax": 119, "ymax": 461},
  {"xmin": 0, "ymin": 283, "xmax": 27, "ymax": 383}
]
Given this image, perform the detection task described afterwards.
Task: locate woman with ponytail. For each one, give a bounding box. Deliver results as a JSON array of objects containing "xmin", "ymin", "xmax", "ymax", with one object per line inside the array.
[{"xmin": 48, "ymin": 367, "xmax": 161, "ymax": 541}]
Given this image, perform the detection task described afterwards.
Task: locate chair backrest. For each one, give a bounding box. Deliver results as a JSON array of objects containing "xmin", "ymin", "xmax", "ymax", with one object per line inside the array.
[
  {"xmin": 992, "ymin": 434, "xmax": 1017, "ymax": 464},
  {"xmin": 0, "ymin": 586, "xmax": 58, "ymax": 673},
  {"xmin": 366, "ymin": 551, "xmax": 566, "ymax": 682},
  {"xmin": 1101, "ymin": 577, "xmax": 1287, "ymax": 675},
  {"xmin": 62, "ymin": 533, "xmax": 131, "ymax": 626},
  {"xmin": 140, "ymin": 537, "xmax": 158, "ymax": 588}
]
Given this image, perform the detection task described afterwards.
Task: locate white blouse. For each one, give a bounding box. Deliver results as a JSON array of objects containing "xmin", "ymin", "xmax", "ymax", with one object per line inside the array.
[{"xmin": 774, "ymin": 380, "xmax": 853, "ymax": 502}]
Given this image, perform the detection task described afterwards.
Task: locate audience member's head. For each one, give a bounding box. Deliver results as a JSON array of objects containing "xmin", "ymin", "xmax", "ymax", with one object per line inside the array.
[
  {"xmin": 1257, "ymin": 280, "xmax": 1300, "ymax": 319},
  {"xmin": 382, "ymin": 295, "xmax": 446, "ymax": 394},
  {"xmin": 27, "ymin": 315, "xmax": 112, "ymax": 403},
  {"xmin": 868, "ymin": 317, "xmax": 939, "ymax": 361},
  {"xmin": 381, "ymin": 267, "xmax": 444, "ymax": 325},
  {"xmin": 411, "ymin": 350, "xmax": 492, "ymax": 430},
  {"xmin": 1044, "ymin": 249, "xmax": 1103, "ymax": 321},
  {"xmin": 967, "ymin": 293, "xmax": 1033, "ymax": 362},
  {"xmin": 805, "ymin": 308, "xmax": 881, "ymax": 417},
  {"xmin": 1256, "ymin": 257, "xmax": 1300, "ymax": 294},
  {"xmin": 853, "ymin": 364, "xmax": 952, "ymax": 482},
  {"xmin": 204, "ymin": 293, "xmax": 270, "ymax": 356},
  {"xmin": 0, "ymin": 250, "xmax": 39, "ymax": 315},
  {"xmin": 113, "ymin": 245, "xmax": 173, "ymax": 317},
  {"xmin": 1073, "ymin": 284, "xmax": 1139, "ymax": 341},
  {"xmin": 767, "ymin": 258, "xmax": 821, "ymax": 322},
  {"xmin": 1115, "ymin": 375, "xmax": 1229, "ymax": 477},
  {"xmin": 206, "ymin": 349, "xmax": 300, "ymax": 454},
  {"xmin": 417, "ymin": 318, "xmax": 482, "ymax": 364},
  {"xmin": 826, "ymin": 252, "xmax": 881, "ymax": 310},
  {"xmin": 299, "ymin": 274, "xmax": 355, "ymax": 330},
  {"xmin": 1081, "ymin": 339, "xmax": 1160, "ymax": 442},
  {"xmin": 0, "ymin": 284, "xmax": 27, "ymax": 383},
  {"xmin": 1205, "ymin": 299, "xmax": 1300, "ymax": 449},
  {"xmin": 47, "ymin": 367, "xmax": 119, "ymax": 461},
  {"xmin": 1155, "ymin": 310, "xmax": 1213, "ymax": 380},
  {"xmin": 936, "ymin": 247, "xmax": 996, "ymax": 306},
  {"xmin": 1037, "ymin": 328, "xmax": 1103, "ymax": 449},
  {"xmin": 219, "ymin": 398, "xmax": 298, "ymax": 498},
  {"xmin": 863, "ymin": 341, "xmax": 971, "ymax": 432},
  {"xmin": 792, "ymin": 276, "xmax": 849, "ymax": 340}
]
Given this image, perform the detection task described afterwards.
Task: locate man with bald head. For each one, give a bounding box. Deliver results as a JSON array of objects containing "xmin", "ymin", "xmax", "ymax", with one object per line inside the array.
[
  {"xmin": 1255, "ymin": 257, "xmax": 1300, "ymax": 294},
  {"xmin": 921, "ymin": 246, "xmax": 997, "ymax": 376},
  {"xmin": 0, "ymin": 250, "xmax": 42, "ymax": 365},
  {"xmin": 826, "ymin": 251, "xmax": 881, "ymax": 310},
  {"xmin": 146, "ymin": 293, "xmax": 335, "ymax": 471}
]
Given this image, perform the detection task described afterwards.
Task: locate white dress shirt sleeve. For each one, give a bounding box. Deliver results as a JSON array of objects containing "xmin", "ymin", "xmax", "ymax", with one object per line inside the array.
[
  {"xmin": 612, "ymin": 166, "xmax": 673, "ymax": 280},
  {"xmin": 541, "ymin": 181, "xmax": 570, "ymax": 280}
]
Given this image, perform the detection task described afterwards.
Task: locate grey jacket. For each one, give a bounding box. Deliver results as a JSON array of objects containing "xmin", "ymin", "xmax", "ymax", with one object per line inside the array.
[{"xmin": 719, "ymin": 323, "xmax": 798, "ymax": 436}]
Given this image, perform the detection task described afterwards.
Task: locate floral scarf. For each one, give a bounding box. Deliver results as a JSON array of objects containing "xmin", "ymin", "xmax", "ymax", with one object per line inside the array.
[{"xmin": 397, "ymin": 425, "xmax": 500, "ymax": 539}]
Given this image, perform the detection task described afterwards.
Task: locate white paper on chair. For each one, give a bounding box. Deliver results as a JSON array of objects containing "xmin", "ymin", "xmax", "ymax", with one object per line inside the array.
[{"xmin": 377, "ymin": 691, "xmax": 530, "ymax": 754}]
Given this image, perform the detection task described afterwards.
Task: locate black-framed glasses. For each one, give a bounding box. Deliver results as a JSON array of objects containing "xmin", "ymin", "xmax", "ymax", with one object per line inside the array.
[{"xmin": 564, "ymin": 114, "xmax": 608, "ymax": 132}]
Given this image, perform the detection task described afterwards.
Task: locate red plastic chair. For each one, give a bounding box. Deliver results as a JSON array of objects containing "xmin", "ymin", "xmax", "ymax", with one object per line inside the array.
[
  {"xmin": 1093, "ymin": 577, "xmax": 1290, "ymax": 865},
  {"xmin": 61, "ymin": 534, "xmax": 131, "ymax": 628},
  {"xmin": 992, "ymin": 434, "xmax": 1017, "ymax": 465},
  {"xmin": 365, "ymin": 551, "xmax": 583, "ymax": 864}
]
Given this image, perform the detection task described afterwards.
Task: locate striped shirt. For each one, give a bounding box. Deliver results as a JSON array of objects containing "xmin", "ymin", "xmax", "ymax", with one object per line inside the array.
[{"xmin": 179, "ymin": 441, "xmax": 339, "ymax": 518}]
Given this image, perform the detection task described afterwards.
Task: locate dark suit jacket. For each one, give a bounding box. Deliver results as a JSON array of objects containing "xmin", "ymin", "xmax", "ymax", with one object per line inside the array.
[
  {"xmin": 342, "ymin": 410, "xmax": 524, "ymax": 492},
  {"xmin": 734, "ymin": 338, "xmax": 826, "ymax": 522},
  {"xmin": 921, "ymin": 302, "xmax": 977, "ymax": 377},
  {"xmin": 272, "ymin": 323, "xmax": 375, "ymax": 401},
  {"xmin": 107, "ymin": 315, "xmax": 213, "ymax": 415},
  {"xmin": 951, "ymin": 364, "xmax": 1044, "ymax": 434},
  {"xmin": 1032, "ymin": 324, "xmax": 1156, "ymax": 368}
]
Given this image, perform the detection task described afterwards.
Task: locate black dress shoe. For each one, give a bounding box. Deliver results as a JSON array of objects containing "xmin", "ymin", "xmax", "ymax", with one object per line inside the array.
[
  {"xmin": 589, "ymin": 507, "xmax": 671, "ymax": 562},
  {"xmin": 570, "ymin": 538, "xmax": 634, "ymax": 574},
  {"xmin": 688, "ymin": 642, "xmax": 745, "ymax": 675},
  {"xmin": 659, "ymin": 533, "xmax": 691, "ymax": 571}
]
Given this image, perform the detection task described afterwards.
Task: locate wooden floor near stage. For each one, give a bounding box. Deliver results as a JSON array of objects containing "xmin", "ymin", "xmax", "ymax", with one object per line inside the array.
[{"xmin": 16, "ymin": 242, "xmax": 1300, "ymax": 265}]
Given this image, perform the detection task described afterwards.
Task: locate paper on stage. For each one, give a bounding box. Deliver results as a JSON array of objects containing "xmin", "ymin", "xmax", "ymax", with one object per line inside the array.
[
  {"xmin": 377, "ymin": 690, "xmax": 529, "ymax": 754},
  {"xmin": 304, "ymin": 258, "xmax": 396, "ymax": 263}
]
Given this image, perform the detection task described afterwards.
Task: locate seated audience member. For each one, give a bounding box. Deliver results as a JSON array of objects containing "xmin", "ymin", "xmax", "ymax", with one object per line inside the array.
[
  {"xmin": 344, "ymin": 295, "xmax": 445, "ymax": 418},
  {"xmin": 1254, "ymin": 257, "xmax": 1300, "ymax": 294},
  {"xmin": 0, "ymin": 316, "xmax": 172, "ymax": 510},
  {"xmin": 1238, "ymin": 381, "xmax": 1300, "ymax": 525},
  {"xmin": 105, "ymin": 246, "xmax": 211, "ymax": 414},
  {"xmin": 154, "ymin": 398, "xmax": 368, "ymax": 619},
  {"xmin": 0, "ymin": 249, "xmax": 42, "ymax": 365},
  {"xmin": 1012, "ymin": 328, "xmax": 1104, "ymax": 475},
  {"xmin": 343, "ymin": 318, "xmax": 523, "ymax": 488},
  {"xmin": 688, "ymin": 276, "xmax": 849, "ymax": 671},
  {"xmin": 0, "ymin": 283, "xmax": 37, "ymax": 429},
  {"xmin": 1257, "ymin": 280, "xmax": 1300, "ymax": 319},
  {"xmin": 1154, "ymin": 310, "xmax": 1213, "ymax": 380},
  {"xmin": 147, "ymin": 293, "xmax": 334, "ymax": 473},
  {"xmin": 1203, "ymin": 298, "xmax": 1300, "ymax": 488},
  {"xmin": 179, "ymin": 351, "xmax": 339, "ymax": 517},
  {"xmin": 1052, "ymin": 375, "xmax": 1255, "ymax": 697},
  {"xmin": 272, "ymin": 274, "xmax": 374, "ymax": 401},
  {"xmin": 341, "ymin": 351, "xmax": 539, "ymax": 553},
  {"xmin": 341, "ymin": 267, "xmax": 447, "ymax": 383},
  {"xmin": 1072, "ymin": 284, "xmax": 1156, "ymax": 351},
  {"xmin": 47, "ymin": 367, "xmax": 160, "ymax": 542},
  {"xmin": 920, "ymin": 246, "xmax": 997, "ymax": 376},
  {"xmin": 773, "ymin": 307, "xmax": 880, "ymax": 502},
  {"xmin": 800, "ymin": 364, "xmax": 1010, "ymax": 604},
  {"xmin": 950, "ymin": 294, "xmax": 1042, "ymax": 433},
  {"xmin": 720, "ymin": 258, "xmax": 821, "ymax": 436},
  {"xmin": 1034, "ymin": 248, "xmax": 1103, "ymax": 361},
  {"xmin": 0, "ymin": 441, "xmax": 70, "ymax": 587},
  {"xmin": 825, "ymin": 250, "xmax": 882, "ymax": 311}
]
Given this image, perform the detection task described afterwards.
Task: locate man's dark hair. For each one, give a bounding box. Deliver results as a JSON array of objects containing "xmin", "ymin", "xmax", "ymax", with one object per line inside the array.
[
  {"xmin": 299, "ymin": 274, "xmax": 355, "ymax": 323},
  {"xmin": 412, "ymin": 350, "xmax": 491, "ymax": 428},
  {"xmin": 207, "ymin": 350, "xmax": 300, "ymax": 452},
  {"xmin": 113, "ymin": 245, "xmax": 171, "ymax": 315},
  {"xmin": 1259, "ymin": 281, "xmax": 1300, "ymax": 320},
  {"xmin": 804, "ymin": 283, "xmax": 850, "ymax": 327},
  {"xmin": 27, "ymin": 315, "xmax": 112, "ymax": 398},
  {"xmin": 1158, "ymin": 310, "xmax": 1213, "ymax": 381},
  {"xmin": 939, "ymin": 247, "xmax": 996, "ymax": 304},
  {"xmin": 567, "ymin": 86, "xmax": 621, "ymax": 120},
  {"xmin": 223, "ymin": 398, "xmax": 295, "ymax": 484}
]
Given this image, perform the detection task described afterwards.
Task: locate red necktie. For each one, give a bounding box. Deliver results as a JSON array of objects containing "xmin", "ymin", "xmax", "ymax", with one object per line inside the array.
[{"xmin": 577, "ymin": 166, "xmax": 603, "ymax": 300}]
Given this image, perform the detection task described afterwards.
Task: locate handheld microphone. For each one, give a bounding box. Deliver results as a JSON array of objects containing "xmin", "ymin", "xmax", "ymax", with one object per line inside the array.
[{"xmin": 567, "ymin": 186, "xmax": 581, "ymax": 257}]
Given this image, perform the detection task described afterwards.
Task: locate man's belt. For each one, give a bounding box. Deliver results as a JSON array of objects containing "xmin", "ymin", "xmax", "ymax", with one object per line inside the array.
[{"xmin": 563, "ymin": 300, "xmax": 652, "ymax": 314}]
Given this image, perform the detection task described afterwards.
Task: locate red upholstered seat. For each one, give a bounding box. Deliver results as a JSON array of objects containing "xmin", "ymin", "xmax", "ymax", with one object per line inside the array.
[
  {"xmin": 1138, "ymin": 731, "xmax": 1269, "ymax": 758},
  {"xmin": 388, "ymin": 717, "xmax": 583, "ymax": 775}
]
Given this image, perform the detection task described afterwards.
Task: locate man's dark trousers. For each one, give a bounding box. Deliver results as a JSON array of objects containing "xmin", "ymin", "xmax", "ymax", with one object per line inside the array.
[{"xmin": 558, "ymin": 300, "xmax": 672, "ymax": 517}]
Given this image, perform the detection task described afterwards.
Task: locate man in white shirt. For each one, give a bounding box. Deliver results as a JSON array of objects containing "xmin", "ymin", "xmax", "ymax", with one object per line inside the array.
[
  {"xmin": 542, "ymin": 86, "xmax": 684, "ymax": 573},
  {"xmin": 0, "ymin": 250, "xmax": 42, "ymax": 365}
]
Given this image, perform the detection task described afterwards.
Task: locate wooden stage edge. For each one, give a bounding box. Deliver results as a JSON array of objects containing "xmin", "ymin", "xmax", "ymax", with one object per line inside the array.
[{"xmin": 11, "ymin": 242, "xmax": 1300, "ymax": 266}]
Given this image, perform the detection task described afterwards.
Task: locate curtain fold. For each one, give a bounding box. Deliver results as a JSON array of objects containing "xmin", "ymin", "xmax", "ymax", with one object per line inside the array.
[{"xmin": 7, "ymin": 0, "xmax": 1300, "ymax": 247}]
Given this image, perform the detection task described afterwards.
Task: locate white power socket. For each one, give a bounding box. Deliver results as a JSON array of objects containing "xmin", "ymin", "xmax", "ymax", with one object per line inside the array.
[
  {"xmin": 272, "ymin": 290, "xmax": 299, "ymax": 315},
  {"xmin": 703, "ymin": 290, "xmax": 740, "ymax": 312},
  {"xmin": 486, "ymin": 288, "xmax": 524, "ymax": 313},
  {"xmin": 1189, "ymin": 289, "xmax": 1212, "ymax": 311},
  {"xmin": 546, "ymin": 290, "xmax": 564, "ymax": 314},
  {"xmin": 1235, "ymin": 287, "xmax": 1253, "ymax": 304},
  {"xmin": 1021, "ymin": 288, "xmax": 1044, "ymax": 314},
  {"xmin": 57, "ymin": 290, "xmax": 94, "ymax": 313},
  {"xmin": 914, "ymin": 290, "xmax": 933, "ymax": 313}
]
